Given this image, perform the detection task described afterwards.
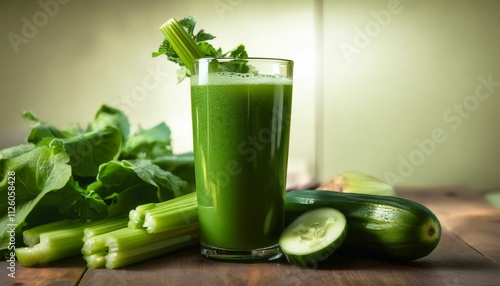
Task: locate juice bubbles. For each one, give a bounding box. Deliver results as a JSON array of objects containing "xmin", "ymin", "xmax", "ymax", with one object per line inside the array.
[{"xmin": 190, "ymin": 58, "xmax": 293, "ymax": 261}]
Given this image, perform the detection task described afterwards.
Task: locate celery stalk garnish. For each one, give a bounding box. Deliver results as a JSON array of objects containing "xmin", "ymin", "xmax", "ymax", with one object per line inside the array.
[
  {"xmin": 159, "ymin": 18, "xmax": 205, "ymax": 74},
  {"xmin": 153, "ymin": 14, "xmax": 249, "ymax": 82}
]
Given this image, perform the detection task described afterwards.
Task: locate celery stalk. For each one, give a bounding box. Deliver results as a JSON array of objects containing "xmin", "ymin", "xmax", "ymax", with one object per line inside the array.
[
  {"xmin": 106, "ymin": 234, "xmax": 198, "ymax": 269},
  {"xmin": 159, "ymin": 18, "xmax": 205, "ymax": 73},
  {"xmin": 15, "ymin": 247, "xmax": 40, "ymax": 267},
  {"xmin": 82, "ymin": 233, "xmax": 108, "ymax": 256},
  {"xmin": 16, "ymin": 217, "xmax": 128, "ymax": 267},
  {"xmin": 128, "ymin": 203, "xmax": 156, "ymax": 229},
  {"xmin": 22, "ymin": 220, "xmax": 72, "ymax": 247},
  {"xmin": 81, "ymin": 217, "xmax": 128, "ymax": 256},
  {"xmin": 85, "ymin": 224, "xmax": 199, "ymax": 269},
  {"xmin": 84, "ymin": 252, "xmax": 107, "ymax": 269},
  {"xmin": 83, "ymin": 217, "xmax": 129, "ymax": 241},
  {"xmin": 102, "ymin": 223, "xmax": 199, "ymax": 269},
  {"xmin": 128, "ymin": 191, "xmax": 197, "ymax": 232},
  {"xmin": 143, "ymin": 199, "xmax": 198, "ymax": 233},
  {"xmin": 16, "ymin": 224, "xmax": 89, "ymax": 266}
]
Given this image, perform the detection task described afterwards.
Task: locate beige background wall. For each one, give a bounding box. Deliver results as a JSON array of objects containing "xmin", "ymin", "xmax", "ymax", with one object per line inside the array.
[
  {"xmin": 320, "ymin": 0, "xmax": 500, "ymax": 191},
  {"xmin": 1, "ymin": 0, "xmax": 499, "ymax": 191}
]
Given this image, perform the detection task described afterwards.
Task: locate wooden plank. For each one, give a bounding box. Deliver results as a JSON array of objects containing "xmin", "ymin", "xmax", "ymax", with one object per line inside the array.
[
  {"xmin": 79, "ymin": 227, "xmax": 500, "ymax": 286},
  {"xmin": 442, "ymin": 209, "xmax": 500, "ymax": 265},
  {"xmin": 400, "ymin": 186, "xmax": 500, "ymax": 266},
  {"xmin": 0, "ymin": 256, "xmax": 86, "ymax": 286},
  {"xmin": 397, "ymin": 186, "xmax": 493, "ymax": 220}
]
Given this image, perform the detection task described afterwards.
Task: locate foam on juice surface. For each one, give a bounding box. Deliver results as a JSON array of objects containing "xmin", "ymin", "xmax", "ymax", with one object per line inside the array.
[{"xmin": 192, "ymin": 72, "xmax": 292, "ymax": 86}]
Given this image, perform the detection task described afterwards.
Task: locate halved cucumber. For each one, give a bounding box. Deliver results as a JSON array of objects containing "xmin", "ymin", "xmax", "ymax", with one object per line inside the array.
[
  {"xmin": 279, "ymin": 207, "xmax": 347, "ymax": 267},
  {"xmin": 285, "ymin": 190, "xmax": 442, "ymax": 261}
]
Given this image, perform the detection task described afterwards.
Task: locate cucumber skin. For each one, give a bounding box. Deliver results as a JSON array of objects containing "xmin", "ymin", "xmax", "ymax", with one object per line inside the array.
[{"xmin": 285, "ymin": 190, "xmax": 442, "ymax": 261}]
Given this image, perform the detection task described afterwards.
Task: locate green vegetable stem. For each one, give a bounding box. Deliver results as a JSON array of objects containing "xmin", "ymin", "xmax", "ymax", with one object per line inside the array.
[{"xmin": 159, "ymin": 18, "xmax": 205, "ymax": 74}]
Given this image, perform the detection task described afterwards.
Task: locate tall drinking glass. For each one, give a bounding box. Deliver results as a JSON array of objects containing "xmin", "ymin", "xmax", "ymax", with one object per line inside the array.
[{"xmin": 190, "ymin": 58, "xmax": 293, "ymax": 261}]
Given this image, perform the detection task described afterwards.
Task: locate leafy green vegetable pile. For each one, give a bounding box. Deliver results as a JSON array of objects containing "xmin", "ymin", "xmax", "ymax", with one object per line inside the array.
[
  {"xmin": 0, "ymin": 105, "xmax": 195, "ymax": 257},
  {"xmin": 1, "ymin": 13, "xmax": 250, "ymax": 262}
]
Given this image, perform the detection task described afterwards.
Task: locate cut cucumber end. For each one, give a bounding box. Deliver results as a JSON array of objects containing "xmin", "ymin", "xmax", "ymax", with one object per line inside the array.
[
  {"xmin": 423, "ymin": 218, "xmax": 441, "ymax": 242},
  {"xmin": 279, "ymin": 207, "xmax": 347, "ymax": 267}
]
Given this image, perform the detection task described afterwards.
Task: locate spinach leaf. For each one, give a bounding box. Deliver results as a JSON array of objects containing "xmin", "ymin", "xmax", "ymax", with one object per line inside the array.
[
  {"xmin": 95, "ymin": 159, "xmax": 190, "ymax": 217},
  {"xmin": 120, "ymin": 122, "xmax": 172, "ymax": 159},
  {"xmin": 0, "ymin": 144, "xmax": 72, "ymax": 252},
  {"xmin": 88, "ymin": 105, "xmax": 130, "ymax": 142},
  {"xmin": 51, "ymin": 126, "xmax": 122, "ymax": 178},
  {"xmin": 0, "ymin": 144, "xmax": 35, "ymax": 160},
  {"xmin": 23, "ymin": 111, "xmax": 84, "ymax": 142},
  {"xmin": 152, "ymin": 152, "xmax": 195, "ymax": 186},
  {"xmin": 55, "ymin": 178, "xmax": 108, "ymax": 221},
  {"xmin": 25, "ymin": 106, "xmax": 125, "ymax": 178}
]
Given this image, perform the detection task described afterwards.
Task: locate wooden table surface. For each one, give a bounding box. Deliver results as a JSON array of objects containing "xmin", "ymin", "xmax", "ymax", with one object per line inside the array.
[{"xmin": 2, "ymin": 186, "xmax": 500, "ymax": 286}]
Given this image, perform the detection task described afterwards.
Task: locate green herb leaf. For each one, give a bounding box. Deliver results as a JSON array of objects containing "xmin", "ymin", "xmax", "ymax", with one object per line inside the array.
[
  {"xmin": 195, "ymin": 29, "xmax": 216, "ymax": 42},
  {"xmin": 224, "ymin": 44, "xmax": 248, "ymax": 59},
  {"xmin": 198, "ymin": 42, "xmax": 223, "ymax": 58}
]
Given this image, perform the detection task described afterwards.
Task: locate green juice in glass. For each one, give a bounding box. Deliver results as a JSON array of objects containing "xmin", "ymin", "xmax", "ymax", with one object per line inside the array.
[{"xmin": 190, "ymin": 58, "xmax": 293, "ymax": 261}]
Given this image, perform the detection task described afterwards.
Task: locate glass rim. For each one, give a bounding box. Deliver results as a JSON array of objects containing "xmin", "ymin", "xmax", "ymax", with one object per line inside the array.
[{"xmin": 193, "ymin": 57, "xmax": 293, "ymax": 65}]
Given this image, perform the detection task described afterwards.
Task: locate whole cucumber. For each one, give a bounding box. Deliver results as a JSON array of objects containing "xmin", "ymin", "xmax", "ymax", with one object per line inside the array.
[{"xmin": 285, "ymin": 190, "xmax": 441, "ymax": 261}]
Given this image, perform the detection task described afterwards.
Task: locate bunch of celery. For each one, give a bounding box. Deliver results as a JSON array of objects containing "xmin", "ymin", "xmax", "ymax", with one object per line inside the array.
[
  {"xmin": 83, "ymin": 192, "xmax": 198, "ymax": 269},
  {"xmin": 15, "ymin": 192, "xmax": 199, "ymax": 269}
]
